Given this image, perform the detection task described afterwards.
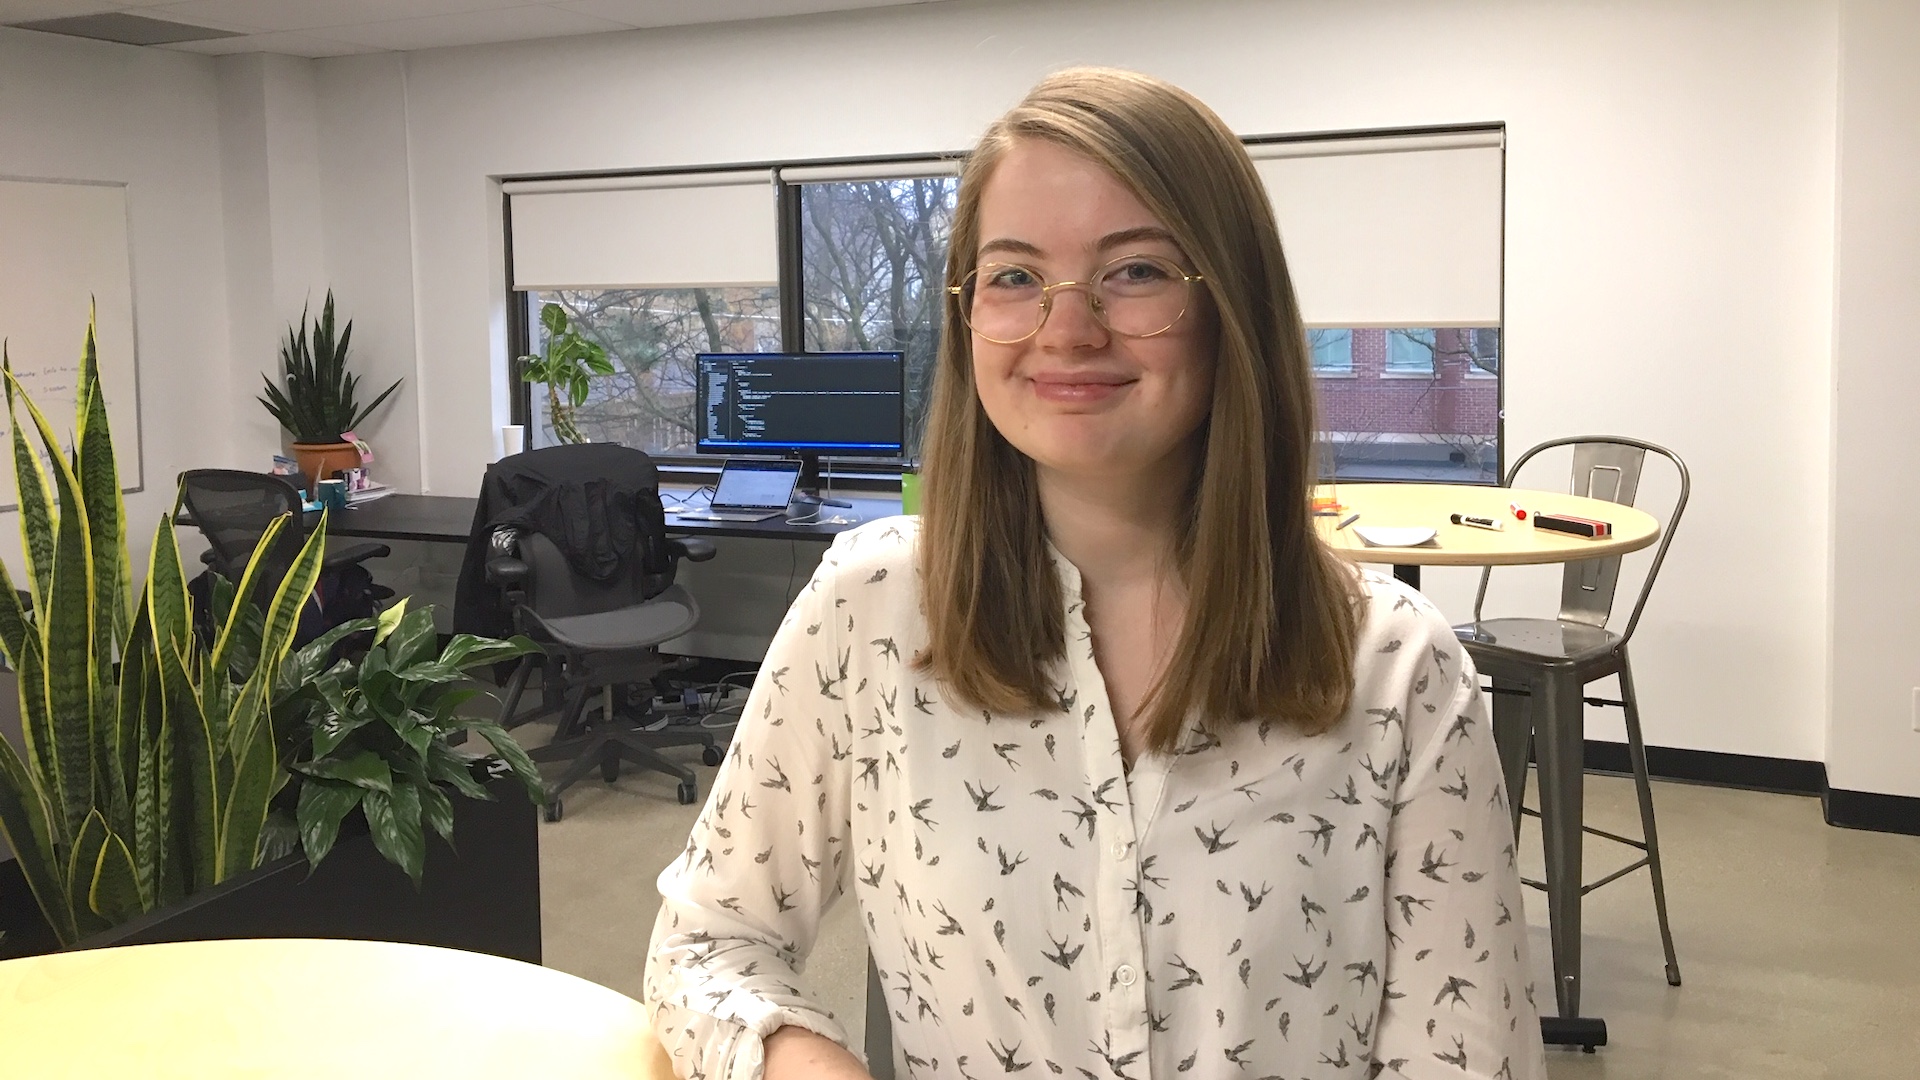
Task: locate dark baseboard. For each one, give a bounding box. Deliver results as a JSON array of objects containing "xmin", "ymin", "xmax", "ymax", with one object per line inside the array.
[
  {"xmin": 1822, "ymin": 788, "xmax": 1920, "ymax": 836},
  {"xmin": 1573, "ymin": 739, "xmax": 1920, "ymax": 837},
  {"xmin": 1580, "ymin": 739, "xmax": 1827, "ymax": 796}
]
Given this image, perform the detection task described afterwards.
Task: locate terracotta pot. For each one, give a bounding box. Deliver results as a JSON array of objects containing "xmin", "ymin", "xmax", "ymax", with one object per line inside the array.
[{"xmin": 290, "ymin": 441, "xmax": 363, "ymax": 495}]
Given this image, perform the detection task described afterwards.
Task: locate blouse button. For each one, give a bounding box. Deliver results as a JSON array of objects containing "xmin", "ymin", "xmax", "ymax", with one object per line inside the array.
[
  {"xmin": 1110, "ymin": 841, "xmax": 1128, "ymax": 860},
  {"xmin": 1115, "ymin": 964, "xmax": 1137, "ymax": 986}
]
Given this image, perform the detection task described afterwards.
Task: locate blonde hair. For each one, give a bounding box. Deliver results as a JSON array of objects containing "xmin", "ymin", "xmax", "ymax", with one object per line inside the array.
[{"xmin": 915, "ymin": 67, "xmax": 1361, "ymax": 751}]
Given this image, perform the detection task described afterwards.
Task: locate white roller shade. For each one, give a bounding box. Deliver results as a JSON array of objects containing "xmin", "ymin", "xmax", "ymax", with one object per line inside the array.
[
  {"xmin": 1249, "ymin": 131, "xmax": 1503, "ymax": 326},
  {"xmin": 506, "ymin": 171, "xmax": 778, "ymax": 290}
]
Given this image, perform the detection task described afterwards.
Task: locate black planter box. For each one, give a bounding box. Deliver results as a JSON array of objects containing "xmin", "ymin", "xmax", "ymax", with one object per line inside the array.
[{"xmin": 0, "ymin": 768, "xmax": 540, "ymax": 964}]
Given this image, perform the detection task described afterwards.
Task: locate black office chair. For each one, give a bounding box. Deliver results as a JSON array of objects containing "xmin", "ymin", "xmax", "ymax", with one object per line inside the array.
[
  {"xmin": 176, "ymin": 469, "xmax": 393, "ymax": 640},
  {"xmin": 481, "ymin": 447, "xmax": 719, "ymax": 819}
]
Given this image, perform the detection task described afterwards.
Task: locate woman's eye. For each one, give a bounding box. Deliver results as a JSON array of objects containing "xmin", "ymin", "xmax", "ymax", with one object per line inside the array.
[
  {"xmin": 1106, "ymin": 259, "xmax": 1173, "ymax": 286},
  {"xmin": 982, "ymin": 266, "xmax": 1039, "ymax": 290}
]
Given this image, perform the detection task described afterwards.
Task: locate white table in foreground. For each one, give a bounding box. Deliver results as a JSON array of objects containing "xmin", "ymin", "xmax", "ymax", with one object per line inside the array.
[
  {"xmin": 1316, "ymin": 482, "xmax": 1660, "ymax": 585},
  {"xmin": 0, "ymin": 938, "xmax": 655, "ymax": 1079}
]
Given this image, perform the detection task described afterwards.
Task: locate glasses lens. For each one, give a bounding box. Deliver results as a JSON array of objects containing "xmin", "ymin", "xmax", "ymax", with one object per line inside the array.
[
  {"xmin": 963, "ymin": 263, "xmax": 1045, "ymax": 343},
  {"xmin": 1095, "ymin": 255, "xmax": 1192, "ymax": 337}
]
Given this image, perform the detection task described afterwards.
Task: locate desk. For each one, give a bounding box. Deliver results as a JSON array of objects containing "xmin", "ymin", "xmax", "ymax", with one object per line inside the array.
[
  {"xmin": 298, "ymin": 491, "xmax": 901, "ymax": 545},
  {"xmin": 0, "ymin": 938, "xmax": 653, "ymax": 1079},
  {"xmin": 662, "ymin": 493, "xmax": 901, "ymax": 540},
  {"xmin": 1315, "ymin": 482, "xmax": 1660, "ymax": 588},
  {"xmin": 321, "ymin": 492, "xmax": 477, "ymax": 543}
]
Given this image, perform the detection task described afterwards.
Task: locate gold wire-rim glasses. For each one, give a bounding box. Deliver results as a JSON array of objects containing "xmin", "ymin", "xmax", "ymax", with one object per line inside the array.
[{"xmin": 947, "ymin": 253, "xmax": 1207, "ymax": 345}]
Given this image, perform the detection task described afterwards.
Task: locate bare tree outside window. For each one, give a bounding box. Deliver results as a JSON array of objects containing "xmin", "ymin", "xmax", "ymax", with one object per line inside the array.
[
  {"xmin": 799, "ymin": 177, "xmax": 958, "ymax": 460},
  {"xmin": 524, "ymin": 287, "xmax": 781, "ymax": 453}
]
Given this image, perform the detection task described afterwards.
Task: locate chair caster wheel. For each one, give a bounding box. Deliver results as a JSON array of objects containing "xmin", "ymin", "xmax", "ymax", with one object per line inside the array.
[
  {"xmin": 544, "ymin": 799, "xmax": 564, "ymax": 823},
  {"xmin": 702, "ymin": 746, "xmax": 723, "ymax": 766},
  {"xmin": 602, "ymin": 756, "xmax": 620, "ymax": 783},
  {"xmin": 677, "ymin": 782, "xmax": 698, "ymax": 805},
  {"xmin": 1666, "ymin": 965, "xmax": 1682, "ymax": 987}
]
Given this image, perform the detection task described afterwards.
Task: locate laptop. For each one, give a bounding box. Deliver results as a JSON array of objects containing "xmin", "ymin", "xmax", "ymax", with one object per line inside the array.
[{"xmin": 672, "ymin": 459, "xmax": 801, "ymax": 522}]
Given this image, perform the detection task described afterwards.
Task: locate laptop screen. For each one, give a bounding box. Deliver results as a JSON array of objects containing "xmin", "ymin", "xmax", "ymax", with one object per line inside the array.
[{"xmin": 712, "ymin": 460, "xmax": 801, "ymax": 509}]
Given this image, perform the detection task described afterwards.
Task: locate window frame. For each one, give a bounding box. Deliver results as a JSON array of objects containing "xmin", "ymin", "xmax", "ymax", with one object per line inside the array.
[{"xmin": 504, "ymin": 123, "xmax": 1505, "ymax": 487}]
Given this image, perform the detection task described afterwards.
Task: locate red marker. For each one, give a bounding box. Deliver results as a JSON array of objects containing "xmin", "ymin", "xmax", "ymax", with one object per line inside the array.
[{"xmin": 1509, "ymin": 502, "xmax": 1528, "ymax": 521}]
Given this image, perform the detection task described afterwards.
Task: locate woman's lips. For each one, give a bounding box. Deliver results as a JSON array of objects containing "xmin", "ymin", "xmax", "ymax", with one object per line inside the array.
[{"xmin": 1028, "ymin": 376, "xmax": 1133, "ymax": 404}]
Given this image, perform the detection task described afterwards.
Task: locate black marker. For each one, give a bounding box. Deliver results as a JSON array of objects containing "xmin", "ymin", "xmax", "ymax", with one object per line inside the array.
[{"xmin": 1449, "ymin": 513, "xmax": 1504, "ymax": 531}]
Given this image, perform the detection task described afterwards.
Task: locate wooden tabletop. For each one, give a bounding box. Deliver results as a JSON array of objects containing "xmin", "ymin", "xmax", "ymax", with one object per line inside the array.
[
  {"xmin": 1315, "ymin": 483, "xmax": 1660, "ymax": 566},
  {"xmin": 0, "ymin": 939, "xmax": 657, "ymax": 1079}
]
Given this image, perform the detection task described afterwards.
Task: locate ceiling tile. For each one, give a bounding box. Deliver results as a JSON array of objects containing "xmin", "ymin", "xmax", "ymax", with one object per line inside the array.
[
  {"xmin": 0, "ymin": 0, "xmax": 116, "ymax": 22},
  {"xmin": 554, "ymin": 0, "xmax": 933, "ymax": 30},
  {"xmin": 322, "ymin": 4, "xmax": 629, "ymax": 50},
  {"xmin": 162, "ymin": 29, "xmax": 383, "ymax": 56},
  {"xmin": 149, "ymin": 0, "xmax": 531, "ymax": 34}
]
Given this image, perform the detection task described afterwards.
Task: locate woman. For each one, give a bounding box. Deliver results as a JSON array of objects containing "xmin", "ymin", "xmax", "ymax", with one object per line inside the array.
[{"xmin": 647, "ymin": 68, "xmax": 1546, "ymax": 1080}]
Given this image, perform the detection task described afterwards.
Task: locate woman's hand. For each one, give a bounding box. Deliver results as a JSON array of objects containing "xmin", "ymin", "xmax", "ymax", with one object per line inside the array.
[{"xmin": 763, "ymin": 1026, "xmax": 874, "ymax": 1080}]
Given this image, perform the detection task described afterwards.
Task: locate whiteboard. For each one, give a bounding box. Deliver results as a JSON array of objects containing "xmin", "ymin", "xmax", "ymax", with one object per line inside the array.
[{"xmin": 0, "ymin": 177, "xmax": 143, "ymax": 509}]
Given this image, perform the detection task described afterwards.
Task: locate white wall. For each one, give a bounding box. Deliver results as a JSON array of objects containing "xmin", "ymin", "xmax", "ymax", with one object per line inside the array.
[
  {"xmin": 0, "ymin": 27, "xmax": 234, "ymax": 567},
  {"xmin": 1826, "ymin": 0, "xmax": 1920, "ymax": 797},
  {"xmin": 6, "ymin": 0, "xmax": 1879, "ymax": 788},
  {"xmin": 334, "ymin": 0, "xmax": 1840, "ymax": 766}
]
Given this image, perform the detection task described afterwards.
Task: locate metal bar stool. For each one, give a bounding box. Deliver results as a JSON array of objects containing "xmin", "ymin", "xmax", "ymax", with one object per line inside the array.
[{"xmin": 1454, "ymin": 436, "xmax": 1689, "ymax": 1045}]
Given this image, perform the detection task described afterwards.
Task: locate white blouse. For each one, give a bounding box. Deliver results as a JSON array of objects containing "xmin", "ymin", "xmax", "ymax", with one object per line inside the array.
[{"xmin": 646, "ymin": 518, "xmax": 1547, "ymax": 1080}]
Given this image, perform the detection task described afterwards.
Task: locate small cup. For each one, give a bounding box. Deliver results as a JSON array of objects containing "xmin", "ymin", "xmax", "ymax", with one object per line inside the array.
[
  {"xmin": 317, "ymin": 478, "xmax": 348, "ymax": 513},
  {"xmin": 899, "ymin": 471, "xmax": 921, "ymax": 516},
  {"xmin": 500, "ymin": 424, "xmax": 526, "ymax": 459}
]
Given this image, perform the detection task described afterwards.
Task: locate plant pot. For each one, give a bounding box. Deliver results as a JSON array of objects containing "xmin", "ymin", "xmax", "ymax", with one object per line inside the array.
[
  {"xmin": 290, "ymin": 441, "xmax": 362, "ymax": 495},
  {"xmin": 0, "ymin": 764, "xmax": 541, "ymax": 964}
]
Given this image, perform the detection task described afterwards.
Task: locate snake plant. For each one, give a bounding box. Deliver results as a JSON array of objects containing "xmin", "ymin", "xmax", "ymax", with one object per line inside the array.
[
  {"xmin": 258, "ymin": 291, "xmax": 402, "ymax": 444},
  {"xmin": 0, "ymin": 323, "xmax": 328, "ymax": 946}
]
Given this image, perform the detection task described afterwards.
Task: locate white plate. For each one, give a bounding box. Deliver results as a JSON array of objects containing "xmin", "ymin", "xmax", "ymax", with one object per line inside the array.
[{"xmin": 1352, "ymin": 525, "xmax": 1438, "ymax": 548}]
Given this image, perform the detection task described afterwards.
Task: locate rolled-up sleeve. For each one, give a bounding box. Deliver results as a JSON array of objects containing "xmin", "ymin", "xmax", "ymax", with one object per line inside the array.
[
  {"xmin": 645, "ymin": 538, "xmax": 859, "ymax": 1080},
  {"xmin": 1371, "ymin": 604, "xmax": 1547, "ymax": 1079}
]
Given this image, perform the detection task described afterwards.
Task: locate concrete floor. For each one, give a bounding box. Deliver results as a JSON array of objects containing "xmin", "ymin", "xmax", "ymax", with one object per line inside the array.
[{"xmin": 532, "ymin": 725, "xmax": 1920, "ymax": 1078}]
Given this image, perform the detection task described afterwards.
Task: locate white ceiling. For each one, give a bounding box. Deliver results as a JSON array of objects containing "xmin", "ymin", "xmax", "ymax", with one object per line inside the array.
[{"xmin": 0, "ymin": 0, "xmax": 952, "ymax": 56}]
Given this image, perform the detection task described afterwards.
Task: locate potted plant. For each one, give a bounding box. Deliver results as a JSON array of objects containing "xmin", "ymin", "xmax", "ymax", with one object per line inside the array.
[
  {"xmin": 517, "ymin": 301, "xmax": 613, "ymax": 445},
  {"xmin": 258, "ymin": 291, "xmax": 402, "ymax": 493},
  {"xmin": 0, "ymin": 330, "xmax": 329, "ymax": 946},
  {"xmin": 0, "ymin": 324, "xmax": 546, "ymax": 964},
  {"xmin": 256, "ymin": 594, "xmax": 543, "ymax": 885}
]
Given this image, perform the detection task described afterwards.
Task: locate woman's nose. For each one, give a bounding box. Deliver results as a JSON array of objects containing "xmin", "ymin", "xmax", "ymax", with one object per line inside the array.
[{"xmin": 1035, "ymin": 284, "xmax": 1109, "ymax": 348}]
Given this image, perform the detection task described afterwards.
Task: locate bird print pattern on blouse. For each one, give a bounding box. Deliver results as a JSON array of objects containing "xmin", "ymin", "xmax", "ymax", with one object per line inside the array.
[{"xmin": 646, "ymin": 517, "xmax": 1547, "ymax": 1080}]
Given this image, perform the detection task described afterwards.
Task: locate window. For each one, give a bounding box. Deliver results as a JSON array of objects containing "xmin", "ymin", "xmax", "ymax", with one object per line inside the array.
[
  {"xmin": 1386, "ymin": 328, "xmax": 1437, "ymax": 374},
  {"xmin": 796, "ymin": 175, "xmax": 958, "ymax": 462},
  {"xmin": 504, "ymin": 173, "xmax": 781, "ymax": 455},
  {"xmin": 505, "ymin": 128, "xmax": 1503, "ymax": 483},
  {"xmin": 522, "ymin": 288, "xmax": 781, "ymax": 452},
  {"xmin": 1309, "ymin": 328, "xmax": 1353, "ymax": 373},
  {"xmin": 1314, "ymin": 326, "xmax": 1500, "ymax": 483}
]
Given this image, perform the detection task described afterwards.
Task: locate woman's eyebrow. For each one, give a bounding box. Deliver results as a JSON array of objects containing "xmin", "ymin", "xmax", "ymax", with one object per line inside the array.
[
  {"xmin": 1098, "ymin": 225, "xmax": 1178, "ymax": 250},
  {"xmin": 978, "ymin": 237, "xmax": 1042, "ymax": 258}
]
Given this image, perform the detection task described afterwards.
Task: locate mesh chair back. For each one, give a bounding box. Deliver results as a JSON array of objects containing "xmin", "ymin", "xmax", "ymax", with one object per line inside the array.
[
  {"xmin": 1473, "ymin": 436, "xmax": 1689, "ymax": 643},
  {"xmin": 484, "ymin": 443, "xmax": 677, "ymax": 602},
  {"xmin": 517, "ymin": 531, "xmax": 651, "ymax": 619},
  {"xmin": 176, "ymin": 469, "xmax": 304, "ymax": 583}
]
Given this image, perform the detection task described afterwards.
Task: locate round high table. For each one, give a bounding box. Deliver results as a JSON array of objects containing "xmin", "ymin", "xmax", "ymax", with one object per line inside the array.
[
  {"xmin": 1315, "ymin": 482, "xmax": 1660, "ymax": 588},
  {"xmin": 0, "ymin": 939, "xmax": 656, "ymax": 1079}
]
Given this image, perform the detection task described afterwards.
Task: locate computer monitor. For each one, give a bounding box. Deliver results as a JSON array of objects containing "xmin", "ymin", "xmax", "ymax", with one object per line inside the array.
[{"xmin": 695, "ymin": 351, "xmax": 906, "ymax": 505}]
